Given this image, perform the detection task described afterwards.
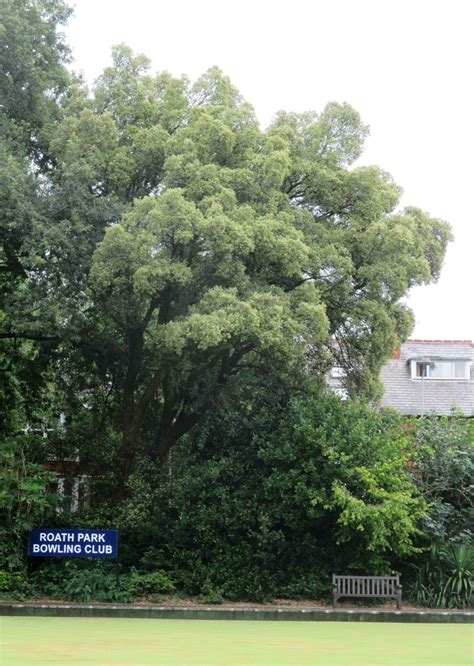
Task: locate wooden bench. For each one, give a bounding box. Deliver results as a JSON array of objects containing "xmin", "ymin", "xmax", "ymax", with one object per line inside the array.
[{"xmin": 332, "ymin": 574, "xmax": 402, "ymax": 609}]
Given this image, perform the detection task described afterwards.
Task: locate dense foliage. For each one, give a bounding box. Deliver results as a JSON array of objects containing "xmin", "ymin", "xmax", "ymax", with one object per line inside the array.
[
  {"xmin": 128, "ymin": 386, "xmax": 426, "ymax": 601},
  {"xmin": 409, "ymin": 543, "xmax": 473, "ymax": 609},
  {"xmin": 0, "ymin": 436, "xmax": 55, "ymax": 571},
  {"xmin": 407, "ymin": 417, "xmax": 474, "ymax": 608},
  {"xmin": 2, "ymin": 1, "xmax": 470, "ymax": 610},
  {"xmin": 414, "ymin": 416, "xmax": 473, "ymax": 545}
]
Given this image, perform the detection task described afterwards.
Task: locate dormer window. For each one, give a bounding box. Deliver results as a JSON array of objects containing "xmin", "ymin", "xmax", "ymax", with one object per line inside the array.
[
  {"xmin": 413, "ymin": 361, "xmax": 430, "ymax": 378},
  {"xmin": 410, "ymin": 359, "xmax": 469, "ymax": 380}
]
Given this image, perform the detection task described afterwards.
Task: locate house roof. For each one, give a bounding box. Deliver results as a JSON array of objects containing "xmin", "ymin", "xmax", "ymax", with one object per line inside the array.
[
  {"xmin": 398, "ymin": 340, "xmax": 474, "ymax": 360},
  {"xmin": 381, "ymin": 340, "xmax": 474, "ymax": 416}
]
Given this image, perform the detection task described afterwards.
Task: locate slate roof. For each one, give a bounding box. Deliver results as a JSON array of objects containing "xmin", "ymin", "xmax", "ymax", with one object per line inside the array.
[{"xmin": 380, "ymin": 340, "xmax": 474, "ymax": 416}]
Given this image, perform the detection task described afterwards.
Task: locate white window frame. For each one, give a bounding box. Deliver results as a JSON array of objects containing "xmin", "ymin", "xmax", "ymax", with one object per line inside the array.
[{"xmin": 410, "ymin": 359, "xmax": 470, "ymax": 380}]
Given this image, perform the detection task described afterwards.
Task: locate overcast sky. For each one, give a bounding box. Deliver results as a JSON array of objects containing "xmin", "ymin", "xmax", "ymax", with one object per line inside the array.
[{"xmin": 64, "ymin": 0, "xmax": 474, "ymax": 340}]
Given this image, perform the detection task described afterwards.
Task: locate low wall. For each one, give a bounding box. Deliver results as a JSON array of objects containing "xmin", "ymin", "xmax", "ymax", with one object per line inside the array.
[{"xmin": 1, "ymin": 603, "xmax": 472, "ymax": 623}]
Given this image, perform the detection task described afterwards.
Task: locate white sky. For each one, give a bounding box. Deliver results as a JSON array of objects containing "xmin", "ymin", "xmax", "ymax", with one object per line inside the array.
[{"xmin": 65, "ymin": 0, "xmax": 474, "ymax": 340}]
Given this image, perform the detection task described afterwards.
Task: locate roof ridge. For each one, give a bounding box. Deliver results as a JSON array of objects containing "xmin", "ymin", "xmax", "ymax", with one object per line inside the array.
[{"xmin": 406, "ymin": 339, "xmax": 473, "ymax": 345}]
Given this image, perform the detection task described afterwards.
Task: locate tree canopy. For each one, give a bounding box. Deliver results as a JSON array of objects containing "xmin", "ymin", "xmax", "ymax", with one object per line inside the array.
[{"xmin": 1, "ymin": 3, "xmax": 452, "ymax": 491}]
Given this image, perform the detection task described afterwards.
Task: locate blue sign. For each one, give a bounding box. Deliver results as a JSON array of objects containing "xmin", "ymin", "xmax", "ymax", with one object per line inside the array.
[{"xmin": 28, "ymin": 529, "xmax": 119, "ymax": 559}]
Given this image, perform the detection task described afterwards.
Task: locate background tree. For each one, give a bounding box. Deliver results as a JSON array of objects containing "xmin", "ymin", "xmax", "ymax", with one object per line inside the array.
[
  {"xmin": 1, "ymin": 0, "xmax": 72, "ymax": 298},
  {"xmin": 0, "ymin": 0, "xmax": 73, "ymax": 459}
]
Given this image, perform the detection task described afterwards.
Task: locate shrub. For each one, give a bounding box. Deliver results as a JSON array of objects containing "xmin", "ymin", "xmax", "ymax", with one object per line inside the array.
[
  {"xmin": 198, "ymin": 581, "xmax": 224, "ymax": 605},
  {"xmin": 130, "ymin": 569, "xmax": 175, "ymax": 596},
  {"xmin": 409, "ymin": 543, "xmax": 473, "ymax": 609},
  {"xmin": 414, "ymin": 416, "xmax": 473, "ymax": 545},
  {"xmin": 442, "ymin": 544, "xmax": 473, "ymax": 608},
  {"xmin": 143, "ymin": 385, "xmax": 425, "ymax": 600},
  {"xmin": 0, "ymin": 570, "xmax": 26, "ymax": 592},
  {"xmin": 0, "ymin": 569, "xmax": 34, "ymax": 600},
  {"xmin": 31, "ymin": 560, "xmax": 136, "ymax": 603},
  {"xmin": 0, "ymin": 438, "xmax": 56, "ymax": 571}
]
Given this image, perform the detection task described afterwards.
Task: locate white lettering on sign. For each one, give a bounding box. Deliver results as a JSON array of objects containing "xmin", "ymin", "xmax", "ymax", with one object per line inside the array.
[
  {"xmin": 87, "ymin": 533, "xmax": 106, "ymax": 543},
  {"xmin": 30, "ymin": 530, "xmax": 116, "ymax": 557},
  {"xmin": 84, "ymin": 544, "xmax": 110, "ymax": 555},
  {"xmin": 78, "ymin": 533, "xmax": 106, "ymax": 543},
  {"xmin": 39, "ymin": 531, "xmax": 76, "ymax": 543},
  {"xmin": 33, "ymin": 543, "xmax": 87, "ymax": 555}
]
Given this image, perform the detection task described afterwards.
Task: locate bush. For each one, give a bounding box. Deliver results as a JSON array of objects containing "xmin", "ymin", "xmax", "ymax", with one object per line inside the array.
[
  {"xmin": 0, "ymin": 570, "xmax": 27, "ymax": 593},
  {"xmin": 0, "ymin": 570, "xmax": 19, "ymax": 591},
  {"xmin": 135, "ymin": 384, "xmax": 425, "ymax": 601},
  {"xmin": 278, "ymin": 573, "xmax": 330, "ymax": 601},
  {"xmin": 198, "ymin": 581, "xmax": 224, "ymax": 605},
  {"xmin": 0, "ymin": 438, "xmax": 56, "ymax": 571},
  {"xmin": 31, "ymin": 560, "xmax": 136, "ymax": 603},
  {"xmin": 409, "ymin": 543, "xmax": 473, "ymax": 609},
  {"xmin": 0, "ymin": 569, "xmax": 36, "ymax": 601},
  {"xmin": 129, "ymin": 569, "xmax": 175, "ymax": 596},
  {"xmin": 442, "ymin": 544, "xmax": 473, "ymax": 608},
  {"xmin": 414, "ymin": 416, "xmax": 473, "ymax": 545},
  {"xmin": 28, "ymin": 560, "xmax": 176, "ymax": 603}
]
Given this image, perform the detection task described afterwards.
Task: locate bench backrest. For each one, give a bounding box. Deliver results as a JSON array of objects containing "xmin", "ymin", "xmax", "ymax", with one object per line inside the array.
[{"xmin": 333, "ymin": 575, "xmax": 400, "ymax": 597}]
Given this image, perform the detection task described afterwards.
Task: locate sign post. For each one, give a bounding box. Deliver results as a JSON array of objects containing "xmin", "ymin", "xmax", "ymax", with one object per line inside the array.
[{"xmin": 28, "ymin": 529, "xmax": 119, "ymax": 559}]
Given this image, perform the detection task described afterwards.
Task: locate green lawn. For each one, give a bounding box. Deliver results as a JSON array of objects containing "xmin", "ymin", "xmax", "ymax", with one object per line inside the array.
[{"xmin": 1, "ymin": 617, "xmax": 472, "ymax": 665}]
